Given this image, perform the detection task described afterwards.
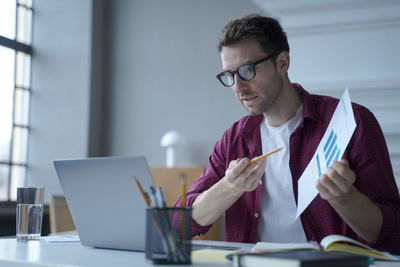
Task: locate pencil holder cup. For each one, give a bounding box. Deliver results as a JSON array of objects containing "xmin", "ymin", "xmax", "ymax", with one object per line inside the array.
[{"xmin": 145, "ymin": 207, "xmax": 192, "ymax": 264}]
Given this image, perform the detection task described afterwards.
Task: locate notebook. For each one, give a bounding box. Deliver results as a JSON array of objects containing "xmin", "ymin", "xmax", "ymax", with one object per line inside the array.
[
  {"xmin": 232, "ymin": 250, "xmax": 370, "ymax": 267},
  {"xmin": 53, "ymin": 156, "xmax": 154, "ymax": 251}
]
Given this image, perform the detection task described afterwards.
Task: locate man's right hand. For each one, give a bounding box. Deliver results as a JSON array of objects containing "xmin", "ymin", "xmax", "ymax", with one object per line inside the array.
[
  {"xmin": 192, "ymin": 156, "xmax": 266, "ymax": 226},
  {"xmin": 224, "ymin": 157, "xmax": 266, "ymax": 194}
]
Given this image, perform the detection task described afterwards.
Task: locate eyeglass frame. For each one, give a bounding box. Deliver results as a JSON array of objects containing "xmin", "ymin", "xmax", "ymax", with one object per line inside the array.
[{"xmin": 216, "ymin": 51, "xmax": 280, "ymax": 87}]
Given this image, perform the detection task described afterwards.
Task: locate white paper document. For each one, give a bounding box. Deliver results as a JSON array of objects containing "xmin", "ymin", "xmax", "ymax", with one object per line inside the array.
[
  {"xmin": 42, "ymin": 235, "xmax": 80, "ymax": 242},
  {"xmin": 296, "ymin": 89, "xmax": 356, "ymax": 217}
]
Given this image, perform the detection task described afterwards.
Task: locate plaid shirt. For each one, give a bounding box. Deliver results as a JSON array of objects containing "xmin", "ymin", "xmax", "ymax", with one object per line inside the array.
[{"xmin": 178, "ymin": 84, "xmax": 400, "ymax": 251}]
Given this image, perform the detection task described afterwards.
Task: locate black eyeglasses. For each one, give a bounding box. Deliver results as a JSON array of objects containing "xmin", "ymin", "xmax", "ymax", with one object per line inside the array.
[{"xmin": 216, "ymin": 52, "xmax": 279, "ymax": 87}]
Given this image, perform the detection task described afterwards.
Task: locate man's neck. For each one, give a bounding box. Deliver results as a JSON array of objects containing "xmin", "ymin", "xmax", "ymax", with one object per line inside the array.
[{"xmin": 263, "ymin": 82, "xmax": 302, "ymax": 127}]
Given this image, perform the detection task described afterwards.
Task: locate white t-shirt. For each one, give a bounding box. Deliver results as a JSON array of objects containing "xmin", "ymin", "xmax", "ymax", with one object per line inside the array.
[{"xmin": 257, "ymin": 105, "xmax": 308, "ymax": 243}]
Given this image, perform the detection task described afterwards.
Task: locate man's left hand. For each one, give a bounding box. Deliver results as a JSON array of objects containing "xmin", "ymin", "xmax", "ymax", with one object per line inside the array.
[{"xmin": 316, "ymin": 159, "xmax": 356, "ymax": 201}]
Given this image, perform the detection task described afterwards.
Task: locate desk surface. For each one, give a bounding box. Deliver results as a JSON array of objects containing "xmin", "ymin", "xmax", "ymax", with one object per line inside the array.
[
  {"xmin": 0, "ymin": 237, "xmax": 398, "ymax": 267},
  {"xmin": 0, "ymin": 237, "xmax": 250, "ymax": 267}
]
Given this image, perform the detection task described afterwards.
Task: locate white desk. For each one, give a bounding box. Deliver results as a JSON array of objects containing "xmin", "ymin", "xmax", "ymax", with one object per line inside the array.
[
  {"xmin": 0, "ymin": 237, "xmax": 397, "ymax": 267},
  {"xmin": 0, "ymin": 237, "xmax": 252, "ymax": 267}
]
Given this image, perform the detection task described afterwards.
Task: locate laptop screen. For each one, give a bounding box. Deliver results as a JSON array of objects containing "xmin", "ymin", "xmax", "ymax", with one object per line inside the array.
[{"xmin": 54, "ymin": 156, "xmax": 154, "ymax": 251}]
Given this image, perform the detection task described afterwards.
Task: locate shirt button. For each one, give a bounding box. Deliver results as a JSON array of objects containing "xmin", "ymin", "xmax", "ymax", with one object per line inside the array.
[
  {"xmin": 254, "ymin": 213, "xmax": 259, "ymax": 218},
  {"xmin": 259, "ymin": 181, "xmax": 262, "ymax": 185}
]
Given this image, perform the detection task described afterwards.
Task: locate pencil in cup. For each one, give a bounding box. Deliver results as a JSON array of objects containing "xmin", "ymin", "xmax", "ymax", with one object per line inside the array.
[
  {"xmin": 179, "ymin": 173, "xmax": 187, "ymax": 257},
  {"xmin": 134, "ymin": 178, "xmax": 151, "ymax": 207},
  {"xmin": 248, "ymin": 147, "xmax": 283, "ymax": 165},
  {"xmin": 135, "ymin": 179, "xmax": 176, "ymax": 261},
  {"xmin": 180, "ymin": 173, "xmax": 187, "ymax": 208}
]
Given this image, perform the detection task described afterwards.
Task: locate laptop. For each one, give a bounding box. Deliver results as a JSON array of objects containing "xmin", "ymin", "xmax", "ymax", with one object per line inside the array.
[{"xmin": 53, "ymin": 156, "xmax": 154, "ymax": 251}]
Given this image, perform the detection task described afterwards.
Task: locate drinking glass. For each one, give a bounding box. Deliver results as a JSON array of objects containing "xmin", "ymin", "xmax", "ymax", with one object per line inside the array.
[{"xmin": 16, "ymin": 187, "xmax": 44, "ymax": 242}]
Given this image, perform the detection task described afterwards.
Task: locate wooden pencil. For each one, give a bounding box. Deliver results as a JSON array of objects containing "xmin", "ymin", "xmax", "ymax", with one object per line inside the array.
[
  {"xmin": 134, "ymin": 177, "xmax": 151, "ymax": 207},
  {"xmin": 248, "ymin": 147, "xmax": 283, "ymax": 165}
]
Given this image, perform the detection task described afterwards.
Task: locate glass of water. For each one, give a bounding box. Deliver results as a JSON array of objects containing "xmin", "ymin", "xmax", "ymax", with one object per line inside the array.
[{"xmin": 16, "ymin": 187, "xmax": 45, "ymax": 242}]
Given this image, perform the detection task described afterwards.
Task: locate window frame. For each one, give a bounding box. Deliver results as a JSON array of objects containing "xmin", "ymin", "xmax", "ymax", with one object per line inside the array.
[{"xmin": 0, "ymin": 0, "xmax": 33, "ymax": 201}]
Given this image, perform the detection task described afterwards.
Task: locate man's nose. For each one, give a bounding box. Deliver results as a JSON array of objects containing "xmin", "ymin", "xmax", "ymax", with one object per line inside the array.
[{"xmin": 233, "ymin": 74, "xmax": 247, "ymax": 93}]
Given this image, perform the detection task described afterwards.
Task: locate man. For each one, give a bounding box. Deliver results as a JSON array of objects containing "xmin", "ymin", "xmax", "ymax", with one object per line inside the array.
[{"xmin": 175, "ymin": 14, "xmax": 400, "ymax": 251}]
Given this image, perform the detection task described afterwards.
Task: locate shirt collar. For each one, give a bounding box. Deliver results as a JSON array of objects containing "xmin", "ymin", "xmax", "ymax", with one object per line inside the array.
[{"xmin": 293, "ymin": 83, "xmax": 322, "ymax": 123}]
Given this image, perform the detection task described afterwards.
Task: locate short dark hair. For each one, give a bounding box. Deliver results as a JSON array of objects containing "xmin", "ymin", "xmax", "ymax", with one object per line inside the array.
[{"xmin": 217, "ymin": 14, "xmax": 289, "ymax": 55}]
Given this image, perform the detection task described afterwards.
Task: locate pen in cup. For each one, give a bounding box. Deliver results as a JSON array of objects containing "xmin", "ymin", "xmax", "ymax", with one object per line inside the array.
[
  {"xmin": 157, "ymin": 186, "xmax": 189, "ymax": 262},
  {"xmin": 150, "ymin": 186, "xmax": 175, "ymax": 261},
  {"xmin": 135, "ymin": 178, "xmax": 189, "ymax": 262},
  {"xmin": 135, "ymin": 179, "xmax": 175, "ymax": 261}
]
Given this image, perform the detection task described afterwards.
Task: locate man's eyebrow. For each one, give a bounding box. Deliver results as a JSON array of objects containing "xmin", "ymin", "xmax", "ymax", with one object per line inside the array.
[
  {"xmin": 221, "ymin": 65, "xmax": 232, "ymax": 72},
  {"xmin": 222, "ymin": 60, "xmax": 254, "ymax": 72}
]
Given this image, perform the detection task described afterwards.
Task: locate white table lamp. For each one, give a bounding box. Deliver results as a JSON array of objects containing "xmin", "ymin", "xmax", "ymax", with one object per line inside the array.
[{"xmin": 160, "ymin": 131, "xmax": 182, "ymax": 168}]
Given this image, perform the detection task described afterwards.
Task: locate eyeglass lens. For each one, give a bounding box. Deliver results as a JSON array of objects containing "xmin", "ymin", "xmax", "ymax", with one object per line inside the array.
[{"xmin": 220, "ymin": 64, "xmax": 255, "ymax": 87}]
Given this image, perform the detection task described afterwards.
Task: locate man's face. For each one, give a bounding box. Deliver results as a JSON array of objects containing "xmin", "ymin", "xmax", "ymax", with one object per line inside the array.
[{"xmin": 220, "ymin": 38, "xmax": 283, "ymax": 116}]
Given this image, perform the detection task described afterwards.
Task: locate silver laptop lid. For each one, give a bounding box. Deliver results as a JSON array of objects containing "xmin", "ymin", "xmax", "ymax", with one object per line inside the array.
[{"xmin": 53, "ymin": 156, "xmax": 154, "ymax": 251}]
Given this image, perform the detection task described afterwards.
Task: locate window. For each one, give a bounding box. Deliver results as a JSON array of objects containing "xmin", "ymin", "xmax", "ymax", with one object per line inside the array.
[{"xmin": 0, "ymin": 0, "xmax": 33, "ymax": 201}]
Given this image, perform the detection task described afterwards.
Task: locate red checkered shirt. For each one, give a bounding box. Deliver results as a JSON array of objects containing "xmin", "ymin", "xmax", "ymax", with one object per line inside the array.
[{"xmin": 175, "ymin": 84, "xmax": 400, "ymax": 251}]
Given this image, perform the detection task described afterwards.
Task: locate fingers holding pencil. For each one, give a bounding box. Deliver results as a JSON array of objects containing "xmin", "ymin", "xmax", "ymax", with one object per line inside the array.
[{"xmin": 222, "ymin": 147, "xmax": 283, "ymax": 194}]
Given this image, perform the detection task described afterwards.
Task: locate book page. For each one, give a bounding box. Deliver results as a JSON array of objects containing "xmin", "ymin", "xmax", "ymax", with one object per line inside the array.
[
  {"xmin": 320, "ymin": 234, "xmax": 376, "ymax": 252},
  {"xmin": 252, "ymin": 241, "xmax": 319, "ymax": 253},
  {"xmin": 321, "ymin": 234, "xmax": 400, "ymax": 261}
]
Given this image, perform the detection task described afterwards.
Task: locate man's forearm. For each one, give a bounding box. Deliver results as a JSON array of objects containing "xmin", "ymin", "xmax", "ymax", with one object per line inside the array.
[
  {"xmin": 328, "ymin": 186, "xmax": 383, "ymax": 242},
  {"xmin": 192, "ymin": 157, "xmax": 265, "ymax": 226},
  {"xmin": 192, "ymin": 178, "xmax": 242, "ymax": 226}
]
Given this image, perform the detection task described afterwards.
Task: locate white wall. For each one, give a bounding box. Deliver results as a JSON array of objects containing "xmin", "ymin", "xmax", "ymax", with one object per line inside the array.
[
  {"xmin": 27, "ymin": 0, "xmax": 92, "ymax": 202},
  {"xmin": 105, "ymin": 0, "xmax": 260, "ymax": 166},
  {"xmin": 253, "ymin": 0, "xmax": 400, "ymax": 186}
]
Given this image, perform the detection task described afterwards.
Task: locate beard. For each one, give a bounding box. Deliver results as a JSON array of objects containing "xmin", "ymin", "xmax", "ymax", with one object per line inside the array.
[{"xmin": 242, "ymin": 72, "xmax": 284, "ymax": 116}]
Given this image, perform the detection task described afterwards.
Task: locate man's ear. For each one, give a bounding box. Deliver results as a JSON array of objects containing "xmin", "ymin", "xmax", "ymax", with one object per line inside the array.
[{"xmin": 276, "ymin": 51, "xmax": 290, "ymax": 75}]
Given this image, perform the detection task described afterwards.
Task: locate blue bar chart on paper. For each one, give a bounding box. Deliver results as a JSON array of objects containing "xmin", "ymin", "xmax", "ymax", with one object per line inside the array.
[
  {"xmin": 297, "ymin": 89, "xmax": 357, "ymax": 217},
  {"xmin": 313, "ymin": 130, "xmax": 341, "ymax": 182},
  {"xmin": 323, "ymin": 130, "xmax": 341, "ymax": 168}
]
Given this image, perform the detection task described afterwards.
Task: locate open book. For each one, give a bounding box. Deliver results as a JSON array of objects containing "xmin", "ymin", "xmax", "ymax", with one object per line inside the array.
[{"xmin": 252, "ymin": 234, "xmax": 399, "ymax": 261}]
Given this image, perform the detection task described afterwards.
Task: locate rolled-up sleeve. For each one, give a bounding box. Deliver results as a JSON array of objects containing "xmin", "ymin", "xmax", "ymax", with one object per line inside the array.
[
  {"xmin": 173, "ymin": 131, "xmax": 229, "ymax": 237},
  {"xmin": 349, "ymin": 105, "xmax": 400, "ymax": 251}
]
